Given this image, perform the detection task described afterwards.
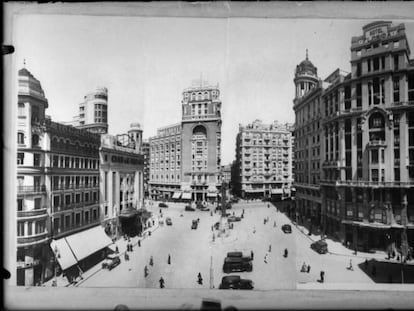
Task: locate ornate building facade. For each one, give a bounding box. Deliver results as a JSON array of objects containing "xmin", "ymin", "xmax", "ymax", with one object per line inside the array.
[
  {"xmin": 149, "ymin": 80, "xmax": 222, "ymax": 201},
  {"xmin": 294, "ymin": 21, "xmax": 414, "ymax": 255},
  {"xmin": 233, "ymin": 120, "xmax": 294, "ymax": 200}
]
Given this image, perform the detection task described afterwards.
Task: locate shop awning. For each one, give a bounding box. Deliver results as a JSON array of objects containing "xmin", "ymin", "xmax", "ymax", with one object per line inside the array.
[
  {"xmin": 271, "ymin": 189, "xmax": 284, "ymax": 194},
  {"xmin": 207, "ymin": 193, "xmax": 217, "ymax": 197},
  {"xmin": 182, "ymin": 192, "xmax": 192, "ymax": 200},
  {"xmin": 172, "ymin": 192, "xmax": 182, "ymax": 199},
  {"xmin": 65, "ymin": 226, "xmax": 113, "ymax": 262},
  {"xmin": 50, "ymin": 238, "xmax": 78, "ymax": 271}
]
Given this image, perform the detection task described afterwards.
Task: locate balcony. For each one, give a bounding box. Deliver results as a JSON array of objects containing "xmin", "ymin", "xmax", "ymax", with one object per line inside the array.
[
  {"xmin": 52, "ymin": 183, "xmax": 99, "ymax": 191},
  {"xmin": 17, "ymin": 231, "xmax": 49, "ymax": 246},
  {"xmin": 17, "ymin": 207, "xmax": 48, "ymax": 219},
  {"xmin": 17, "ymin": 185, "xmax": 46, "ymax": 194},
  {"xmin": 16, "ymin": 259, "xmax": 41, "ymax": 269},
  {"xmin": 367, "ymin": 140, "xmax": 387, "ymax": 148},
  {"xmin": 333, "ymin": 180, "xmax": 414, "ymax": 188}
]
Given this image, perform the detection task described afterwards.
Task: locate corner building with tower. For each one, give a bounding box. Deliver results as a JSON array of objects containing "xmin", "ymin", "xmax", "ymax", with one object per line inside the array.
[
  {"xmin": 149, "ymin": 81, "xmax": 222, "ymax": 201},
  {"xmin": 293, "ymin": 21, "xmax": 414, "ymax": 256}
]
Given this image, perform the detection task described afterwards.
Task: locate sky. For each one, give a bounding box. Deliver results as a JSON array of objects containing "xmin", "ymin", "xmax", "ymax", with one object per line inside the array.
[{"xmin": 13, "ymin": 14, "xmax": 414, "ymax": 164}]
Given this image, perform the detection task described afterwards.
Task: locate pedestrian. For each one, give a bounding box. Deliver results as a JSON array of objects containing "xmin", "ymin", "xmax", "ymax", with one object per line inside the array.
[
  {"xmin": 307, "ymin": 264, "xmax": 311, "ymax": 273},
  {"xmin": 159, "ymin": 277, "xmax": 165, "ymax": 289},
  {"xmin": 149, "ymin": 256, "xmax": 154, "ymax": 266},
  {"xmin": 301, "ymin": 262, "xmax": 307, "ymax": 272},
  {"xmin": 144, "ymin": 265, "xmax": 148, "ymax": 277},
  {"xmin": 197, "ymin": 272, "xmax": 203, "ymax": 285},
  {"xmin": 152, "ymin": 220, "xmax": 155, "ymax": 226},
  {"xmin": 124, "ymin": 252, "xmax": 129, "ymax": 261},
  {"xmin": 269, "ymin": 244, "xmax": 272, "ymax": 252},
  {"xmin": 115, "ymin": 246, "xmax": 119, "ymax": 254},
  {"xmin": 349, "ymin": 259, "xmax": 353, "ymax": 271},
  {"xmin": 251, "ymin": 250, "xmax": 254, "ymax": 260},
  {"xmin": 159, "ymin": 209, "xmax": 162, "ymax": 214},
  {"xmin": 138, "ymin": 240, "xmax": 141, "ymax": 247},
  {"xmin": 320, "ymin": 271, "xmax": 325, "ymax": 283},
  {"xmin": 284, "ymin": 248, "xmax": 288, "ymax": 258},
  {"xmin": 167, "ymin": 254, "xmax": 171, "ymax": 265},
  {"xmin": 264, "ymin": 253, "xmax": 268, "ymax": 264},
  {"xmin": 211, "ymin": 225, "xmax": 213, "ymax": 231},
  {"xmin": 268, "ymin": 203, "xmax": 270, "ymax": 208},
  {"xmin": 264, "ymin": 218, "xmax": 266, "ymax": 225},
  {"xmin": 364, "ymin": 258, "xmax": 368, "ymax": 269}
]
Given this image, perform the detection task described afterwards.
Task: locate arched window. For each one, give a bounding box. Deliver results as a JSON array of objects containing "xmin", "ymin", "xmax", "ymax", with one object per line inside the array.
[{"xmin": 17, "ymin": 132, "xmax": 25, "ymax": 144}]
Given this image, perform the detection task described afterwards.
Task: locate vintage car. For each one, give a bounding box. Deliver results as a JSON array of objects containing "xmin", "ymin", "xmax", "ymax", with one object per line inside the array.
[
  {"xmin": 185, "ymin": 205, "xmax": 195, "ymax": 211},
  {"xmin": 227, "ymin": 216, "xmax": 241, "ymax": 222},
  {"xmin": 281, "ymin": 224, "xmax": 292, "ymax": 233},
  {"xmin": 219, "ymin": 275, "xmax": 254, "ymax": 290},
  {"xmin": 226, "ymin": 251, "xmax": 252, "ymax": 261},
  {"xmin": 166, "ymin": 217, "xmax": 172, "ymax": 226},
  {"xmin": 311, "ymin": 240, "xmax": 329, "ymax": 254},
  {"xmin": 223, "ymin": 257, "xmax": 253, "ymax": 273},
  {"xmin": 101, "ymin": 254, "xmax": 121, "ymax": 270},
  {"xmin": 158, "ymin": 202, "xmax": 168, "ymax": 208},
  {"xmin": 191, "ymin": 219, "xmax": 198, "ymax": 230}
]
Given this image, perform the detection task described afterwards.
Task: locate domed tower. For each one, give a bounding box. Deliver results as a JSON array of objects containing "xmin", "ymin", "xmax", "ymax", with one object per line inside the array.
[
  {"xmin": 77, "ymin": 87, "xmax": 108, "ymax": 134},
  {"xmin": 128, "ymin": 122, "xmax": 143, "ymax": 152},
  {"xmin": 294, "ymin": 50, "xmax": 319, "ymax": 100}
]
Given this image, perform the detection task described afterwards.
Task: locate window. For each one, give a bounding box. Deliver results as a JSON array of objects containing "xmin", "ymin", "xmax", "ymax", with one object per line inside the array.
[
  {"xmin": 371, "ymin": 169, "xmax": 379, "ymax": 182},
  {"xmin": 32, "ymin": 134, "xmax": 39, "ymax": 147},
  {"xmin": 17, "ymin": 222, "xmax": 24, "ymax": 236},
  {"xmin": 393, "ymin": 77, "xmax": 400, "ymax": 102},
  {"xmin": 33, "ymin": 153, "xmax": 41, "ymax": 166},
  {"xmin": 394, "ymin": 55, "xmax": 399, "ymax": 70},
  {"xmin": 34, "ymin": 198, "xmax": 41, "ymax": 209},
  {"xmin": 17, "ymin": 132, "xmax": 25, "ymax": 144},
  {"xmin": 394, "ymin": 41, "xmax": 400, "ymax": 48},
  {"xmin": 17, "ymin": 199, "xmax": 23, "ymax": 211},
  {"xmin": 371, "ymin": 150, "xmax": 379, "ymax": 164},
  {"xmin": 17, "ymin": 153, "xmax": 24, "ymax": 165},
  {"xmin": 18, "ymin": 103, "xmax": 25, "ymax": 116}
]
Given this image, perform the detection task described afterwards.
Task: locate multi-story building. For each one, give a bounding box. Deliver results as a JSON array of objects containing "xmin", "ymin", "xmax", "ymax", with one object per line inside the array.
[
  {"xmin": 17, "ymin": 67, "xmax": 109, "ymax": 286},
  {"xmin": 74, "ymin": 87, "xmax": 108, "ymax": 134},
  {"xmin": 149, "ymin": 80, "xmax": 222, "ymax": 202},
  {"xmin": 99, "ymin": 123, "xmax": 145, "ymax": 238},
  {"xmin": 294, "ymin": 21, "xmax": 414, "ymax": 255},
  {"xmin": 141, "ymin": 140, "xmax": 150, "ymax": 198},
  {"xmin": 233, "ymin": 119, "xmax": 293, "ymax": 200}
]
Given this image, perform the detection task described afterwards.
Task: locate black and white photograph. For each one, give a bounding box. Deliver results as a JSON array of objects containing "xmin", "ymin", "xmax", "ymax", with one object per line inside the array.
[{"xmin": 3, "ymin": 2, "xmax": 414, "ymax": 310}]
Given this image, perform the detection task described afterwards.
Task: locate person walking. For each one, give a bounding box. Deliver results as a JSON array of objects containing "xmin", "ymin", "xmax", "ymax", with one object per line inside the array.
[
  {"xmin": 159, "ymin": 277, "xmax": 165, "ymax": 288},
  {"xmin": 364, "ymin": 258, "xmax": 369, "ymax": 270},
  {"xmin": 251, "ymin": 250, "xmax": 254, "ymax": 260},
  {"xmin": 149, "ymin": 256, "xmax": 154, "ymax": 266},
  {"xmin": 307, "ymin": 264, "xmax": 311, "ymax": 273},
  {"xmin": 144, "ymin": 265, "xmax": 148, "ymax": 278},
  {"xmin": 197, "ymin": 272, "xmax": 203, "ymax": 285},
  {"xmin": 167, "ymin": 254, "xmax": 171, "ymax": 265},
  {"xmin": 301, "ymin": 262, "xmax": 307, "ymax": 272},
  {"xmin": 284, "ymin": 248, "xmax": 288, "ymax": 258},
  {"xmin": 268, "ymin": 244, "xmax": 272, "ymax": 252},
  {"xmin": 264, "ymin": 253, "xmax": 268, "ymax": 264},
  {"xmin": 348, "ymin": 259, "xmax": 353, "ymax": 271},
  {"xmin": 320, "ymin": 271, "xmax": 325, "ymax": 283},
  {"xmin": 138, "ymin": 240, "xmax": 141, "ymax": 247}
]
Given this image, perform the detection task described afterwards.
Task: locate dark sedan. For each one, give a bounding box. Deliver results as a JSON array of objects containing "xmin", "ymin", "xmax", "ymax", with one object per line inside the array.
[
  {"xmin": 219, "ymin": 275, "xmax": 254, "ymax": 290},
  {"xmin": 281, "ymin": 224, "xmax": 292, "ymax": 233}
]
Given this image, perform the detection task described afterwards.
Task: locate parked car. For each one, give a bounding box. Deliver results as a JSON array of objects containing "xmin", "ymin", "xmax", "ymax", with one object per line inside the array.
[
  {"xmin": 200, "ymin": 298, "xmax": 222, "ymax": 310},
  {"xmin": 223, "ymin": 257, "xmax": 253, "ymax": 273},
  {"xmin": 227, "ymin": 251, "xmax": 252, "ymax": 261},
  {"xmin": 166, "ymin": 217, "xmax": 172, "ymax": 226},
  {"xmin": 311, "ymin": 240, "xmax": 328, "ymax": 254},
  {"xmin": 159, "ymin": 202, "xmax": 168, "ymax": 208},
  {"xmin": 228, "ymin": 216, "xmax": 241, "ymax": 222},
  {"xmin": 185, "ymin": 205, "xmax": 195, "ymax": 211},
  {"xmin": 219, "ymin": 275, "xmax": 254, "ymax": 290},
  {"xmin": 102, "ymin": 254, "xmax": 121, "ymax": 270},
  {"xmin": 214, "ymin": 222, "xmax": 220, "ymax": 230},
  {"xmin": 191, "ymin": 219, "xmax": 198, "ymax": 230},
  {"xmin": 281, "ymin": 224, "xmax": 292, "ymax": 233}
]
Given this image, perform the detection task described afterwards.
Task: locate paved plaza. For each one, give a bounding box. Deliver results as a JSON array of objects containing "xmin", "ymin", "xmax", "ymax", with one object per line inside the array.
[{"xmin": 71, "ymin": 200, "xmax": 414, "ymax": 290}]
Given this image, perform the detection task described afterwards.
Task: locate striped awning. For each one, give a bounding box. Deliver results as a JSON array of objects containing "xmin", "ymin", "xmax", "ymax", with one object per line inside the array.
[
  {"xmin": 172, "ymin": 192, "xmax": 182, "ymax": 199},
  {"xmin": 182, "ymin": 192, "xmax": 192, "ymax": 200},
  {"xmin": 50, "ymin": 239, "xmax": 78, "ymax": 271},
  {"xmin": 207, "ymin": 193, "xmax": 217, "ymax": 197}
]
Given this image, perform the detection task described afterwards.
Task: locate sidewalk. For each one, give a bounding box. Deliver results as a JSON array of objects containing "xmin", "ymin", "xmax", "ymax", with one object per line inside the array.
[
  {"xmin": 297, "ymin": 282, "xmax": 414, "ymax": 291},
  {"xmin": 43, "ymin": 212, "xmax": 160, "ymax": 287}
]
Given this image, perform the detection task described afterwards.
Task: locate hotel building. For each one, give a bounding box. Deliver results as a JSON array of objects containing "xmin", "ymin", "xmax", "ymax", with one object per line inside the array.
[
  {"xmin": 294, "ymin": 21, "xmax": 414, "ymax": 255},
  {"xmin": 233, "ymin": 120, "xmax": 294, "ymax": 200},
  {"xmin": 149, "ymin": 81, "xmax": 222, "ymax": 201}
]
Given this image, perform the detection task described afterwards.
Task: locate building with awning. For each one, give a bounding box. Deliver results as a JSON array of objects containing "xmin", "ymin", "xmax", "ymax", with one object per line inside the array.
[
  {"xmin": 172, "ymin": 192, "xmax": 182, "ymax": 199},
  {"xmin": 182, "ymin": 192, "xmax": 192, "ymax": 200},
  {"xmin": 50, "ymin": 225, "xmax": 113, "ymax": 276},
  {"xmin": 207, "ymin": 192, "xmax": 217, "ymax": 198}
]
